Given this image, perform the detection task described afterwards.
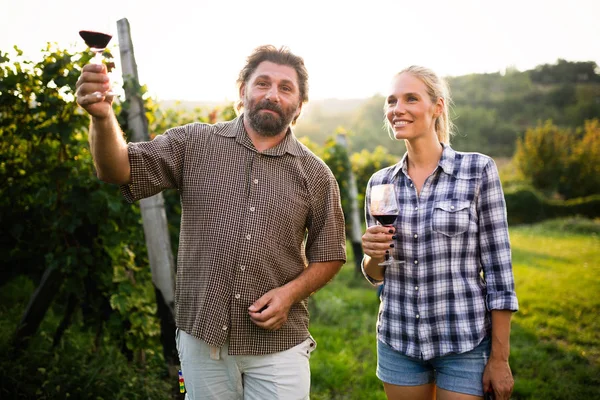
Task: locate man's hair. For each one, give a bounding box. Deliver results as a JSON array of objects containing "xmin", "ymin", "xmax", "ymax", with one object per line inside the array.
[{"xmin": 236, "ymin": 45, "xmax": 309, "ymax": 124}]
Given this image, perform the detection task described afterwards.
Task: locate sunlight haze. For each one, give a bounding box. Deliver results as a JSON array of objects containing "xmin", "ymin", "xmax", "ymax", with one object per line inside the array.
[{"xmin": 2, "ymin": 0, "xmax": 599, "ymax": 103}]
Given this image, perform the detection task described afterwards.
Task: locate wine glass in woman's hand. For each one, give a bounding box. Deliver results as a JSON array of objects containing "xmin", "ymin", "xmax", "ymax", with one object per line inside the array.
[{"xmin": 370, "ymin": 184, "xmax": 404, "ymax": 267}]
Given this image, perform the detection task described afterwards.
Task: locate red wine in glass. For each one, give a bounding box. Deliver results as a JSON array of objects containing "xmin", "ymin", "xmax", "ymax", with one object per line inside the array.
[
  {"xmin": 79, "ymin": 30, "xmax": 112, "ymax": 51},
  {"xmin": 79, "ymin": 30, "xmax": 116, "ymax": 96},
  {"xmin": 373, "ymin": 214, "xmax": 397, "ymax": 226}
]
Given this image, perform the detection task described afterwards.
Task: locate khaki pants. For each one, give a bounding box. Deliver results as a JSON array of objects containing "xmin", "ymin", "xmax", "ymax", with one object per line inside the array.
[{"xmin": 176, "ymin": 329, "xmax": 317, "ymax": 400}]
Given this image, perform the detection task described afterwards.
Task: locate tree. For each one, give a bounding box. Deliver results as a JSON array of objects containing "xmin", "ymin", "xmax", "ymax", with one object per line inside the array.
[
  {"xmin": 529, "ymin": 59, "xmax": 600, "ymax": 84},
  {"xmin": 561, "ymin": 119, "xmax": 600, "ymax": 198},
  {"xmin": 513, "ymin": 119, "xmax": 600, "ymax": 199}
]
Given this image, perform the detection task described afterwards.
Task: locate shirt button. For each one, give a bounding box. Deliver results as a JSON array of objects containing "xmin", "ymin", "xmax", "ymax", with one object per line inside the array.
[
  {"xmin": 413, "ymin": 234, "xmax": 418, "ymax": 239},
  {"xmin": 253, "ymin": 179, "xmax": 259, "ymax": 184},
  {"xmin": 250, "ymin": 206, "xmax": 256, "ymax": 212},
  {"xmin": 416, "ymin": 314, "xmax": 420, "ymax": 319},
  {"xmin": 240, "ymin": 266, "xmax": 246, "ymax": 271},
  {"xmin": 414, "ymin": 260, "xmax": 418, "ymax": 264},
  {"xmin": 235, "ymin": 294, "xmax": 241, "ymax": 299},
  {"xmin": 414, "ymin": 207, "xmax": 418, "ymax": 211},
  {"xmin": 246, "ymin": 234, "xmax": 251, "ymax": 240},
  {"xmin": 415, "ymin": 286, "xmax": 419, "ymax": 291},
  {"xmin": 450, "ymin": 205, "xmax": 455, "ymax": 210},
  {"xmin": 409, "ymin": 183, "xmax": 413, "ymax": 187},
  {"xmin": 222, "ymin": 325, "xmax": 228, "ymax": 331}
]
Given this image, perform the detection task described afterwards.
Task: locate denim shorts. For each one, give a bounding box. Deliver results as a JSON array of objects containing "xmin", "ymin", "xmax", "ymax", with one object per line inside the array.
[{"xmin": 377, "ymin": 337, "xmax": 491, "ymax": 396}]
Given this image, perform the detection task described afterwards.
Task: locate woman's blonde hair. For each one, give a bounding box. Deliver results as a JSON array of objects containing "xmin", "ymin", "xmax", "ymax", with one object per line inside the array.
[{"xmin": 388, "ymin": 66, "xmax": 455, "ymax": 144}]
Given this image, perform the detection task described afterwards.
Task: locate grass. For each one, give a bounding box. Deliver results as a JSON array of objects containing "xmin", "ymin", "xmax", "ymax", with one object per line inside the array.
[
  {"xmin": 308, "ymin": 217, "xmax": 600, "ymax": 399},
  {"xmin": 508, "ymin": 218, "xmax": 600, "ymax": 399},
  {"xmin": 1, "ymin": 217, "xmax": 598, "ymax": 399},
  {"xmin": 309, "ymin": 265, "xmax": 386, "ymax": 400}
]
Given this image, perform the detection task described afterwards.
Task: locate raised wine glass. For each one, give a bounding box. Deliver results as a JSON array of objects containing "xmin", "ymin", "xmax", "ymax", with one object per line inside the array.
[
  {"xmin": 79, "ymin": 29, "xmax": 116, "ymax": 96},
  {"xmin": 370, "ymin": 183, "xmax": 404, "ymax": 267}
]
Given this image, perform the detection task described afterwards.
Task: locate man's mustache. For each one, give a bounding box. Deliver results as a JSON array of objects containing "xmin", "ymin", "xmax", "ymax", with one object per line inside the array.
[{"xmin": 256, "ymin": 101, "xmax": 283, "ymax": 116}]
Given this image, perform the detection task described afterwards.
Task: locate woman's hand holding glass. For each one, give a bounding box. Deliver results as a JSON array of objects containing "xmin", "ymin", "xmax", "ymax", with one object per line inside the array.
[{"xmin": 364, "ymin": 184, "xmax": 404, "ymax": 268}]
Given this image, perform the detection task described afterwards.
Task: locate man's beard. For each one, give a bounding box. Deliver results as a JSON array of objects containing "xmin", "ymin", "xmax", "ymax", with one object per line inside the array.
[{"xmin": 245, "ymin": 97, "xmax": 297, "ymax": 137}]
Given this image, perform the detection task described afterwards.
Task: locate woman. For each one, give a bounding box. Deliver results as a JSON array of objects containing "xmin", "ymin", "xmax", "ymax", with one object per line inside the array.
[{"xmin": 361, "ymin": 66, "xmax": 518, "ymax": 400}]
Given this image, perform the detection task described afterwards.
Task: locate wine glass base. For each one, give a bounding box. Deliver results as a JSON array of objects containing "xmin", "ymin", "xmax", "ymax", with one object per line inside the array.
[
  {"xmin": 90, "ymin": 91, "xmax": 118, "ymax": 98},
  {"xmin": 378, "ymin": 259, "xmax": 405, "ymax": 268}
]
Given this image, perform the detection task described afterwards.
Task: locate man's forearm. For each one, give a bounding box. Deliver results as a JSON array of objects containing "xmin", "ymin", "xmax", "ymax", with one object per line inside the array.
[
  {"xmin": 283, "ymin": 260, "xmax": 344, "ymax": 304},
  {"xmin": 89, "ymin": 112, "xmax": 131, "ymax": 185}
]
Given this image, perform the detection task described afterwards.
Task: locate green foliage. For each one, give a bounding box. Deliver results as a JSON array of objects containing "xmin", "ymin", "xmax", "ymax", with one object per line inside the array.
[
  {"xmin": 529, "ymin": 59, "xmax": 600, "ymax": 84},
  {"xmin": 314, "ymin": 135, "xmax": 399, "ymax": 231},
  {"xmin": 505, "ymin": 186, "xmax": 600, "ymax": 225},
  {"xmin": 513, "ymin": 119, "xmax": 600, "ymax": 199},
  {"xmin": 561, "ymin": 119, "xmax": 600, "ymax": 198},
  {"xmin": 302, "ymin": 130, "xmax": 399, "ymax": 234},
  {"xmin": 346, "ymin": 95, "xmax": 407, "ymax": 157},
  {"xmin": 295, "ymin": 95, "xmax": 407, "ymax": 157},
  {"xmin": 297, "ymin": 135, "xmax": 322, "ymax": 155},
  {"xmin": 296, "ymin": 60, "xmax": 599, "ymax": 159},
  {"xmin": 1, "ymin": 45, "xmax": 160, "ymax": 363},
  {"xmin": 448, "ymin": 61, "xmax": 600, "ymax": 156},
  {"xmin": 320, "ymin": 133, "xmax": 353, "ymax": 231},
  {"xmin": 309, "ymin": 251, "xmax": 387, "ymax": 400},
  {"xmin": 451, "ymin": 106, "xmax": 518, "ymax": 156},
  {"xmin": 504, "ymin": 186, "xmax": 548, "ymax": 225},
  {"xmin": 513, "ymin": 120, "xmax": 572, "ymax": 193},
  {"xmin": 0, "ymin": 276, "xmax": 172, "ymax": 399}
]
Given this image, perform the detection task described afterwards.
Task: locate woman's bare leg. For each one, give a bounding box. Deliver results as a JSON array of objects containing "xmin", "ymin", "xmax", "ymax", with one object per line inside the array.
[{"xmin": 383, "ymin": 382, "xmax": 436, "ymax": 400}]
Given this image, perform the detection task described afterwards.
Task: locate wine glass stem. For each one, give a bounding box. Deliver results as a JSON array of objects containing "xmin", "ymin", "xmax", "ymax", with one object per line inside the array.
[
  {"xmin": 92, "ymin": 50, "xmax": 103, "ymax": 65},
  {"xmin": 384, "ymin": 223, "xmax": 395, "ymax": 262}
]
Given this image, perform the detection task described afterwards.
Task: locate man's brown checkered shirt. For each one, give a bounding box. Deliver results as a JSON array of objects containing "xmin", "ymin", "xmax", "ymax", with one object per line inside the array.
[{"xmin": 121, "ymin": 115, "xmax": 346, "ymax": 355}]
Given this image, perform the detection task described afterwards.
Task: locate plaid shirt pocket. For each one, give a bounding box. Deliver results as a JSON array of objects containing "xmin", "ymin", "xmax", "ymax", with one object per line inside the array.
[{"xmin": 432, "ymin": 200, "xmax": 471, "ymax": 237}]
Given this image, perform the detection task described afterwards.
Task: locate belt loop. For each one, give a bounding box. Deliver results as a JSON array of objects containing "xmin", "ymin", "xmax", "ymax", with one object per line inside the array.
[{"xmin": 210, "ymin": 345, "xmax": 220, "ymax": 360}]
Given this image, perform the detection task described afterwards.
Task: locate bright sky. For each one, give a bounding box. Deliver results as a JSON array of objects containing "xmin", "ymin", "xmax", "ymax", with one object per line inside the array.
[{"xmin": 3, "ymin": 0, "xmax": 599, "ymax": 103}]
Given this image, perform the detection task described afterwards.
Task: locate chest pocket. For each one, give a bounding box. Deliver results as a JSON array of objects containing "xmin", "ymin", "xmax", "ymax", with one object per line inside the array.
[{"xmin": 432, "ymin": 200, "xmax": 471, "ymax": 237}]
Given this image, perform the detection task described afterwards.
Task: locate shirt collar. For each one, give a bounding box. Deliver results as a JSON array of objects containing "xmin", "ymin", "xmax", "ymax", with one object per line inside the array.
[
  {"xmin": 438, "ymin": 143, "xmax": 456, "ymax": 175},
  {"xmin": 216, "ymin": 114, "xmax": 305, "ymax": 157},
  {"xmin": 392, "ymin": 142, "xmax": 457, "ymax": 178}
]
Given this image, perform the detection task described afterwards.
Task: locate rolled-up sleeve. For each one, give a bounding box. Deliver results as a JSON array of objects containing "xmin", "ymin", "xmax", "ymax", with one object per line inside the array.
[
  {"xmin": 361, "ymin": 256, "xmax": 383, "ymax": 286},
  {"xmin": 478, "ymin": 159, "xmax": 519, "ymax": 312},
  {"xmin": 120, "ymin": 126, "xmax": 188, "ymax": 203}
]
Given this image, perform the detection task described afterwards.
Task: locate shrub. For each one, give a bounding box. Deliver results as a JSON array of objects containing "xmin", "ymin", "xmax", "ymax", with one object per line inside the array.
[
  {"xmin": 505, "ymin": 186, "xmax": 600, "ymax": 225},
  {"xmin": 513, "ymin": 120, "xmax": 572, "ymax": 194},
  {"xmin": 514, "ymin": 119, "xmax": 600, "ymax": 199}
]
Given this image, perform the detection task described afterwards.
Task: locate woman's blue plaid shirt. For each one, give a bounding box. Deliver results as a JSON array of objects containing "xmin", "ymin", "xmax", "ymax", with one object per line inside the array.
[{"xmin": 362, "ymin": 144, "xmax": 518, "ymax": 360}]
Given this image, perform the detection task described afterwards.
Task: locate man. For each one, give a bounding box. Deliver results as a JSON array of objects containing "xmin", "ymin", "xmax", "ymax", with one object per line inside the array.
[{"xmin": 76, "ymin": 45, "xmax": 346, "ymax": 399}]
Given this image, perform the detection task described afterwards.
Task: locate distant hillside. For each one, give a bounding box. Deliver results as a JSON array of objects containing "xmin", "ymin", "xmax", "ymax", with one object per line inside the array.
[
  {"xmin": 302, "ymin": 98, "xmax": 367, "ymax": 115},
  {"xmin": 156, "ymin": 60, "xmax": 600, "ymax": 158},
  {"xmin": 158, "ymin": 97, "xmax": 367, "ymax": 118}
]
